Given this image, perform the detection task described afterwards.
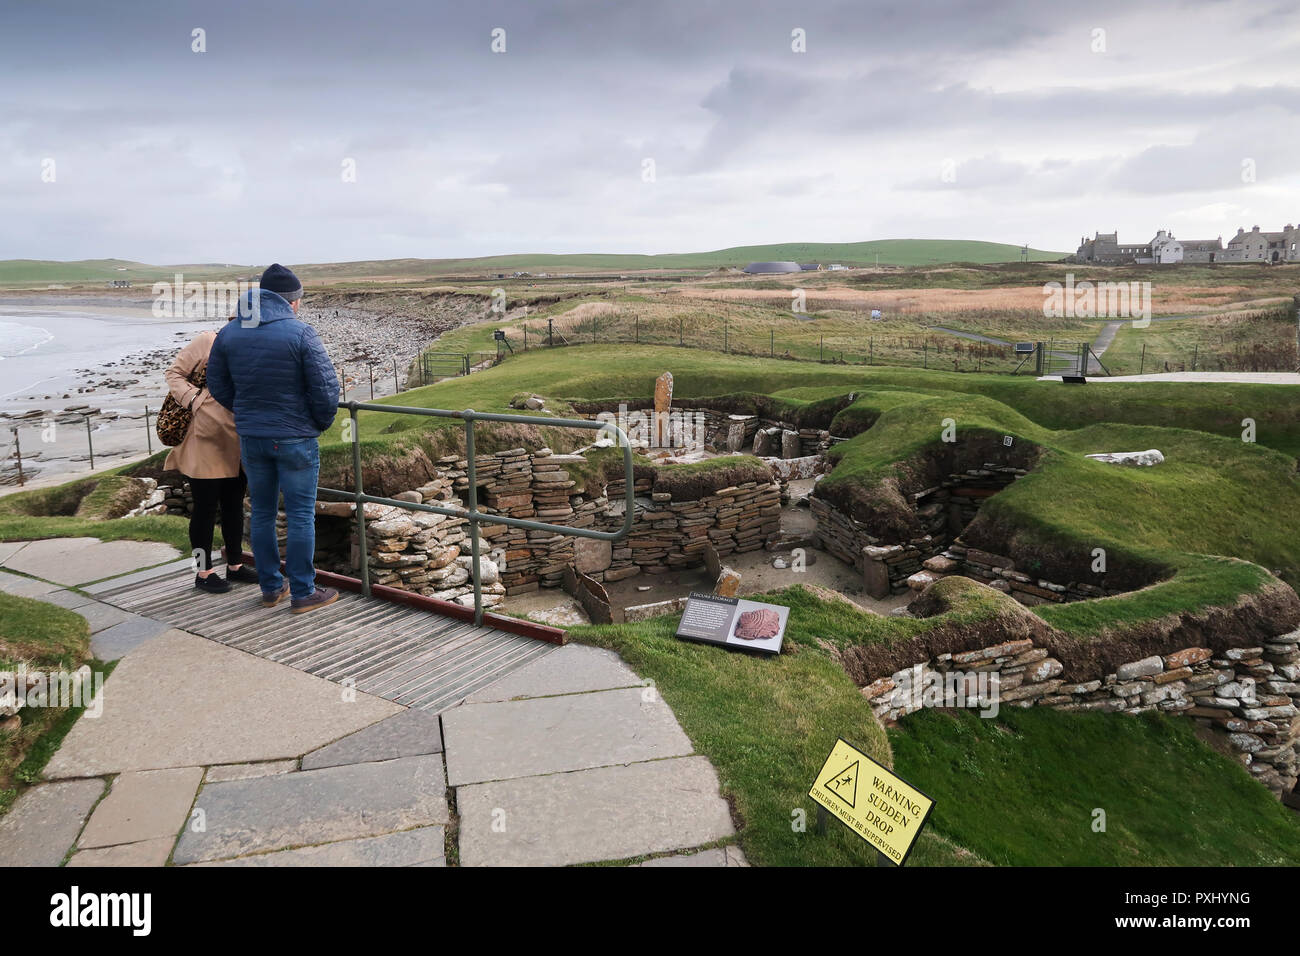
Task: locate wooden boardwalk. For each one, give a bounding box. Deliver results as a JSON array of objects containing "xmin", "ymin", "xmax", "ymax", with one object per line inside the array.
[{"xmin": 95, "ymin": 567, "xmax": 556, "ymax": 713}]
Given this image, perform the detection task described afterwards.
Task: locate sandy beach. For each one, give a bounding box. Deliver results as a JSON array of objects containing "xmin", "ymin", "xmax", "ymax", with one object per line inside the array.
[{"xmin": 0, "ymin": 291, "xmax": 462, "ymax": 488}]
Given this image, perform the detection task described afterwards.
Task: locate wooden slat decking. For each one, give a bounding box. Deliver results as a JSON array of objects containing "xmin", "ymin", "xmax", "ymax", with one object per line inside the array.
[{"xmin": 95, "ymin": 568, "xmax": 555, "ymax": 712}]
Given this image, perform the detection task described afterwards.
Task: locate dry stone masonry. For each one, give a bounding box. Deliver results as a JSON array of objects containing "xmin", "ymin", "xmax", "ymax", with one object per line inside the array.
[{"xmin": 862, "ymin": 628, "xmax": 1300, "ymax": 799}]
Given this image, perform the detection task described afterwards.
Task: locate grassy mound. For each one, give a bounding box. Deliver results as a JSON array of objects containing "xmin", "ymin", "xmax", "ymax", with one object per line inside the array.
[
  {"xmin": 0, "ymin": 592, "xmax": 94, "ymax": 816},
  {"xmin": 574, "ymin": 580, "xmax": 1299, "ymax": 866},
  {"xmin": 890, "ymin": 707, "xmax": 1300, "ymax": 866},
  {"xmin": 571, "ymin": 584, "xmax": 987, "ymax": 866}
]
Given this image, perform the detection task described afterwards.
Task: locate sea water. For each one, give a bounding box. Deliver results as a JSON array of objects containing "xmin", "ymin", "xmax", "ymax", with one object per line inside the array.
[{"xmin": 0, "ymin": 308, "xmax": 220, "ymax": 402}]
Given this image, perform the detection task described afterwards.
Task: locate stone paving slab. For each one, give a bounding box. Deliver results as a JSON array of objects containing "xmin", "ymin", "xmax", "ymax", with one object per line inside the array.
[
  {"xmin": 444, "ymin": 686, "xmax": 694, "ymax": 786},
  {"xmin": 172, "ymin": 755, "xmax": 449, "ymax": 864},
  {"xmin": 464, "ymin": 643, "xmax": 642, "ymax": 703},
  {"xmin": 41, "ymin": 588, "xmax": 99, "ymax": 610},
  {"xmin": 0, "ymin": 541, "xmax": 29, "ymax": 565},
  {"xmin": 89, "ymin": 614, "xmax": 173, "ymax": 661},
  {"xmin": 205, "ymin": 760, "xmax": 298, "ymax": 783},
  {"xmin": 79, "ymin": 766, "xmax": 203, "ymax": 849},
  {"xmin": 0, "ymin": 569, "xmax": 59, "ymax": 599},
  {"xmin": 77, "ymin": 601, "xmax": 135, "ymax": 633},
  {"xmin": 0, "ymin": 779, "xmax": 106, "ymax": 867},
  {"xmin": 638, "ymin": 846, "xmax": 749, "ymax": 867},
  {"xmin": 189, "ymin": 825, "xmax": 446, "ymax": 867},
  {"xmin": 83, "ymin": 557, "xmax": 195, "ymax": 594},
  {"xmin": 457, "ymin": 756, "xmax": 735, "ymax": 867},
  {"xmin": 45, "ymin": 629, "xmax": 402, "ymax": 778},
  {"xmin": 301, "ymin": 709, "xmax": 443, "ymax": 771},
  {"xmin": 67, "ymin": 837, "xmax": 174, "ymax": 867},
  {"xmin": 3, "ymin": 537, "xmax": 180, "ymax": 586}
]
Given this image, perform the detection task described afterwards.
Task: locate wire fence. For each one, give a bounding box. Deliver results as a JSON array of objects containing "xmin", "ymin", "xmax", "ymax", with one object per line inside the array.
[
  {"xmin": 492, "ymin": 313, "xmax": 1300, "ymax": 378},
  {"xmin": 497, "ymin": 315, "xmax": 1029, "ymax": 374},
  {"xmin": 1, "ymin": 408, "xmax": 159, "ymax": 487},
  {"xmin": 1, "ymin": 354, "xmax": 461, "ymax": 488}
]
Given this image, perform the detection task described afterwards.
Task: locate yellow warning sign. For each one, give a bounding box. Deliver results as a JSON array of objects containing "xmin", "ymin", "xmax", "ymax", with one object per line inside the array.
[{"xmin": 808, "ymin": 738, "xmax": 934, "ymax": 866}]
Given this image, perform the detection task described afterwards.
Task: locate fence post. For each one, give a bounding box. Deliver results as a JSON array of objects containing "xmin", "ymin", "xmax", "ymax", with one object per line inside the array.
[
  {"xmin": 923, "ymin": 343, "xmax": 928, "ymax": 369},
  {"xmin": 393, "ymin": 358, "xmax": 399, "ymax": 393},
  {"xmin": 1191, "ymin": 345, "xmax": 1198, "ymax": 371},
  {"xmin": 11, "ymin": 427, "xmax": 22, "ymax": 486},
  {"xmin": 1139, "ymin": 343, "xmax": 1145, "ymax": 376},
  {"xmin": 369, "ymin": 364, "xmax": 375, "ymax": 400},
  {"xmin": 524, "ymin": 325, "xmax": 528, "ymax": 351},
  {"xmin": 679, "ymin": 318, "xmax": 683, "ymax": 346},
  {"xmin": 340, "ymin": 365, "xmax": 347, "ymax": 400},
  {"xmin": 724, "ymin": 319, "xmax": 728, "ymax": 353},
  {"xmin": 85, "ymin": 415, "xmax": 94, "ymax": 470},
  {"xmin": 145, "ymin": 405, "xmax": 152, "ymax": 455},
  {"xmin": 548, "ymin": 318, "xmax": 553, "ymax": 346},
  {"xmin": 869, "ymin": 338, "xmax": 873, "ymax": 365},
  {"xmin": 349, "ymin": 404, "xmax": 370, "ymax": 597},
  {"xmin": 635, "ymin": 315, "xmax": 639, "ymax": 343},
  {"xmin": 770, "ymin": 329, "xmax": 774, "ymax": 357},
  {"xmin": 464, "ymin": 411, "xmax": 483, "ymax": 628},
  {"xmin": 820, "ymin": 336, "xmax": 824, "ymax": 362}
]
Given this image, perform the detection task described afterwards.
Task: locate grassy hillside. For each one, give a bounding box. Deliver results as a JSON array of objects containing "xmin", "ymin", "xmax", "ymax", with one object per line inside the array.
[
  {"xmin": 0, "ymin": 258, "xmax": 247, "ymax": 287},
  {"xmin": 574, "ymin": 581, "xmax": 1300, "ymax": 866},
  {"xmin": 0, "ymin": 239, "xmax": 1065, "ymax": 287},
  {"xmin": 890, "ymin": 706, "xmax": 1300, "ymax": 865}
]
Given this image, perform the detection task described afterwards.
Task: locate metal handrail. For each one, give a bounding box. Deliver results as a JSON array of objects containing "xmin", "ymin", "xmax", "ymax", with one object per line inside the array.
[{"xmin": 319, "ymin": 401, "xmax": 635, "ymax": 627}]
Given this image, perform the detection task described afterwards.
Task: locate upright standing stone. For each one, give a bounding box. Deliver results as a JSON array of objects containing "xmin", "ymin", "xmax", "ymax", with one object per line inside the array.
[
  {"xmin": 654, "ymin": 372, "xmax": 673, "ymax": 447},
  {"xmin": 781, "ymin": 429, "xmax": 801, "ymax": 459}
]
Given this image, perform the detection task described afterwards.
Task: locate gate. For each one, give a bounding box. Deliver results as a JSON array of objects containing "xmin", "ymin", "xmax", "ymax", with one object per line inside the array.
[
  {"xmin": 1036, "ymin": 341, "xmax": 1111, "ymax": 377},
  {"xmin": 420, "ymin": 352, "xmax": 471, "ymax": 383}
]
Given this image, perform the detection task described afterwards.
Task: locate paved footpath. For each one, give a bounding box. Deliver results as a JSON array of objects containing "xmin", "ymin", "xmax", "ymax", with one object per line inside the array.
[{"xmin": 0, "ymin": 538, "xmax": 744, "ymax": 867}]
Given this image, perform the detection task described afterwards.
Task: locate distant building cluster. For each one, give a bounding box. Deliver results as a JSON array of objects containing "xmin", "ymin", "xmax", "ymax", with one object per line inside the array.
[{"xmin": 1074, "ymin": 225, "xmax": 1300, "ymax": 264}]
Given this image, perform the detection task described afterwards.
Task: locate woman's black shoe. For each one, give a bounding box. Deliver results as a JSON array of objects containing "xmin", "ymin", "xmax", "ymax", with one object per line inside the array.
[
  {"xmin": 195, "ymin": 573, "xmax": 231, "ymax": 594},
  {"xmin": 225, "ymin": 565, "xmax": 260, "ymax": 585}
]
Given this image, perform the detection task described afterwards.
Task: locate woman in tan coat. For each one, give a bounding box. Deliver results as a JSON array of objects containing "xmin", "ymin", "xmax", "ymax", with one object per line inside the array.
[{"xmin": 163, "ymin": 329, "xmax": 258, "ymax": 593}]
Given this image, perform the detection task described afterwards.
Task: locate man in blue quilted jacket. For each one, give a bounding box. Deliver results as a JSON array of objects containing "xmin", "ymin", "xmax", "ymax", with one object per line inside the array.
[{"xmin": 207, "ymin": 264, "xmax": 341, "ymax": 614}]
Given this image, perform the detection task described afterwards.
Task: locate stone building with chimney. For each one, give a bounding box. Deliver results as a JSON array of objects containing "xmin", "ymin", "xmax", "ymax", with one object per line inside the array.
[{"xmin": 1075, "ymin": 225, "xmax": 1300, "ymax": 264}]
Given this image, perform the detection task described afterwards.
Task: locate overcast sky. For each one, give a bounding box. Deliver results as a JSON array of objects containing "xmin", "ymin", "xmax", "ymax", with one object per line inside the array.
[{"xmin": 3, "ymin": 0, "xmax": 1298, "ymax": 263}]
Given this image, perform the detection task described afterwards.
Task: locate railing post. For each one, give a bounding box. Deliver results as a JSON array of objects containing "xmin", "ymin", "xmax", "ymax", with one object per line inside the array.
[
  {"xmin": 464, "ymin": 410, "xmax": 483, "ymax": 627},
  {"xmin": 350, "ymin": 404, "xmax": 370, "ymax": 597}
]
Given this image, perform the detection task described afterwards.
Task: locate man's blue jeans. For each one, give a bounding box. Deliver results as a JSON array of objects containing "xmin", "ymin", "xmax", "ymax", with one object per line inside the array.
[{"xmin": 240, "ymin": 436, "xmax": 320, "ymax": 600}]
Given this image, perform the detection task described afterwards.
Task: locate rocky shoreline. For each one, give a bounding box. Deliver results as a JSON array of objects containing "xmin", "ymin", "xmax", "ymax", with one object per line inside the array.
[{"xmin": 1, "ymin": 290, "xmax": 490, "ymax": 486}]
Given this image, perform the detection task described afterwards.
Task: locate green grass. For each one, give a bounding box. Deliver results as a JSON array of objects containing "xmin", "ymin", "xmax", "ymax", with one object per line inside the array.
[
  {"xmin": 322, "ymin": 345, "xmax": 1300, "ymax": 603},
  {"xmin": 890, "ymin": 707, "xmax": 1300, "ymax": 865},
  {"xmin": 1101, "ymin": 305, "xmax": 1298, "ymax": 375},
  {"xmin": 0, "ymin": 258, "xmax": 248, "ymax": 287},
  {"xmin": 0, "ymin": 591, "xmax": 95, "ymax": 816},
  {"xmin": 573, "ymin": 580, "xmax": 1299, "ymax": 866},
  {"xmin": 570, "ymin": 584, "xmax": 988, "ymax": 867},
  {"xmin": 0, "ymin": 241, "xmax": 1066, "ymax": 287},
  {"xmin": 0, "ymin": 462, "xmax": 194, "ymax": 551}
]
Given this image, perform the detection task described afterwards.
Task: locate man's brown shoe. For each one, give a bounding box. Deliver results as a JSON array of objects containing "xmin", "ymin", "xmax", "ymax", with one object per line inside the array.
[
  {"xmin": 261, "ymin": 582, "xmax": 290, "ymax": 608},
  {"xmin": 291, "ymin": 586, "xmax": 339, "ymax": 615}
]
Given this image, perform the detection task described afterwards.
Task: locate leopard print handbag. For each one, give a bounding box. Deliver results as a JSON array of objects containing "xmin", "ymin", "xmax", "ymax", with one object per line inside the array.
[{"xmin": 155, "ymin": 363, "xmax": 207, "ymax": 447}]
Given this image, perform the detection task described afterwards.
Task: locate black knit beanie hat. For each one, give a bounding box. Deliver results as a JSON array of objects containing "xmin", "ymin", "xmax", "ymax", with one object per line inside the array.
[{"xmin": 259, "ymin": 263, "xmax": 302, "ymax": 301}]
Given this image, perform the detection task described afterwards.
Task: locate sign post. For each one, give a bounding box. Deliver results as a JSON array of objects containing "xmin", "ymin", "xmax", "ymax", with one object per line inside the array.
[{"xmin": 808, "ymin": 737, "xmax": 935, "ymax": 867}]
